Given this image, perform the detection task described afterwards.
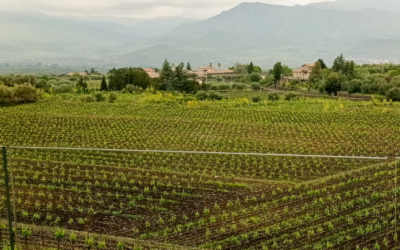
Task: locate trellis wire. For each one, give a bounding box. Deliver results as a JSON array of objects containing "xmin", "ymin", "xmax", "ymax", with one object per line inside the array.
[{"xmin": 8, "ymin": 146, "xmax": 389, "ymax": 160}]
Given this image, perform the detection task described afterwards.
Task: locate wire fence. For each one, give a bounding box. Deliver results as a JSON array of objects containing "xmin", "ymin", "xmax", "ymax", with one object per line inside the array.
[{"xmin": 0, "ymin": 145, "xmax": 395, "ymax": 250}]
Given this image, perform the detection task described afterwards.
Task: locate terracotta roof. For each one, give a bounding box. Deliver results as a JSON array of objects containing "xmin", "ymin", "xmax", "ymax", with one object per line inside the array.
[
  {"xmin": 67, "ymin": 72, "xmax": 87, "ymax": 76},
  {"xmin": 211, "ymin": 70, "xmax": 235, "ymax": 74},
  {"xmin": 302, "ymin": 63, "xmax": 315, "ymax": 67},
  {"xmin": 144, "ymin": 68, "xmax": 156, "ymax": 73},
  {"xmin": 147, "ymin": 72, "xmax": 160, "ymax": 79}
]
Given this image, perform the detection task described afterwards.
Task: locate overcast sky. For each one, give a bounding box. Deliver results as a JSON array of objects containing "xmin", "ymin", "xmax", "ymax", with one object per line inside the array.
[{"xmin": 0, "ymin": 0, "xmax": 332, "ymax": 19}]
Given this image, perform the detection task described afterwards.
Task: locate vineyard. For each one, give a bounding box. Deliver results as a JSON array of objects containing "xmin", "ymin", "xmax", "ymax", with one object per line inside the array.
[{"xmin": 1, "ymin": 97, "xmax": 400, "ymax": 249}]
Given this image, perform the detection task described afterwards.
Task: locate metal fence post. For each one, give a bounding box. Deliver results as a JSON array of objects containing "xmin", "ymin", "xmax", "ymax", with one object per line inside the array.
[{"xmin": 2, "ymin": 146, "xmax": 14, "ymax": 250}]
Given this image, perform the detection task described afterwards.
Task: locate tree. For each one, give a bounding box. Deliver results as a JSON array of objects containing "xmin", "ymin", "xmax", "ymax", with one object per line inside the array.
[
  {"xmin": 186, "ymin": 63, "xmax": 192, "ymax": 71},
  {"xmin": 76, "ymin": 76, "xmax": 88, "ymax": 92},
  {"xmin": 218, "ymin": 63, "xmax": 221, "ymax": 69},
  {"xmin": 160, "ymin": 60, "xmax": 200, "ymax": 93},
  {"xmin": 332, "ymin": 54, "xmax": 346, "ymax": 73},
  {"xmin": 250, "ymin": 73, "xmax": 262, "ymax": 82},
  {"xmin": 209, "ymin": 63, "xmax": 213, "ymax": 68},
  {"xmin": 160, "ymin": 59, "xmax": 173, "ymax": 91},
  {"xmin": 318, "ymin": 59, "xmax": 327, "ymax": 69},
  {"xmin": 325, "ymin": 72, "xmax": 342, "ymax": 96},
  {"xmin": 272, "ymin": 62, "xmax": 283, "ymax": 88},
  {"xmin": 100, "ymin": 76, "xmax": 108, "ymax": 91},
  {"xmin": 386, "ymin": 87, "xmax": 400, "ymax": 101},
  {"xmin": 248, "ymin": 62, "xmax": 255, "ymax": 74},
  {"xmin": 309, "ymin": 61, "xmax": 323, "ymax": 83},
  {"xmin": 108, "ymin": 75, "xmax": 116, "ymax": 91},
  {"xmin": 69, "ymin": 233, "xmax": 77, "ymax": 248},
  {"xmin": 281, "ymin": 65, "xmax": 293, "ymax": 76}
]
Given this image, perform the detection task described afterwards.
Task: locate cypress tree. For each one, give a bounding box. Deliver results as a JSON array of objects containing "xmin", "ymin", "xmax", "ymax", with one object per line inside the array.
[
  {"xmin": 108, "ymin": 75, "xmax": 116, "ymax": 91},
  {"xmin": 272, "ymin": 62, "xmax": 283, "ymax": 88},
  {"xmin": 100, "ymin": 76, "xmax": 108, "ymax": 91},
  {"xmin": 186, "ymin": 63, "xmax": 192, "ymax": 71},
  {"xmin": 248, "ymin": 62, "xmax": 255, "ymax": 74}
]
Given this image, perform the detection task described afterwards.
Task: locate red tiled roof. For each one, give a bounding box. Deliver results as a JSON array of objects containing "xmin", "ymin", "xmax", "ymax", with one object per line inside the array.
[
  {"xmin": 147, "ymin": 72, "xmax": 160, "ymax": 78},
  {"xmin": 144, "ymin": 68, "xmax": 156, "ymax": 73}
]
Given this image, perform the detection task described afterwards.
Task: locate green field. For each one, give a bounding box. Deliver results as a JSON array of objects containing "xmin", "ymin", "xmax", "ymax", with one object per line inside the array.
[{"xmin": 1, "ymin": 93, "xmax": 400, "ymax": 249}]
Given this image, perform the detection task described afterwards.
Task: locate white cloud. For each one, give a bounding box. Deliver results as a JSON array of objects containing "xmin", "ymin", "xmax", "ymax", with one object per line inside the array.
[{"xmin": 0, "ymin": 0, "xmax": 331, "ymax": 19}]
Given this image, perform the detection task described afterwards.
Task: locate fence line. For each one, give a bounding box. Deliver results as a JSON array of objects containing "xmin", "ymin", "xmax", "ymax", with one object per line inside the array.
[{"xmin": 8, "ymin": 146, "xmax": 388, "ymax": 160}]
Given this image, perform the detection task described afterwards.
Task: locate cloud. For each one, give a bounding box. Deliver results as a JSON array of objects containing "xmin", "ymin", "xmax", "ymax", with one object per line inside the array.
[{"xmin": 0, "ymin": 0, "xmax": 330, "ymax": 19}]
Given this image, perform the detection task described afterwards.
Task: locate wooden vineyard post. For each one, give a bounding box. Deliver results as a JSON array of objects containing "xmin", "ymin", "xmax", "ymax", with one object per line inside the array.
[{"xmin": 2, "ymin": 146, "xmax": 14, "ymax": 250}]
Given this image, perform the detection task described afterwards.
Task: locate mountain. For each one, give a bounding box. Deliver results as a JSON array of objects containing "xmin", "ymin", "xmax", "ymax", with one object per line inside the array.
[
  {"xmin": 0, "ymin": 11, "xmax": 198, "ymax": 65},
  {"xmin": 129, "ymin": 17, "xmax": 199, "ymax": 37},
  {"xmin": 2, "ymin": 3, "xmax": 400, "ymax": 70},
  {"xmin": 119, "ymin": 2, "xmax": 400, "ymax": 68},
  {"xmin": 66, "ymin": 15, "xmax": 199, "ymax": 36},
  {"xmin": 308, "ymin": 0, "xmax": 400, "ymax": 15},
  {"xmin": 0, "ymin": 11, "xmax": 141, "ymax": 59}
]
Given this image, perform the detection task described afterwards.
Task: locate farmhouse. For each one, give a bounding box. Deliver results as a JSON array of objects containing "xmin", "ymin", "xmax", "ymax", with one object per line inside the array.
[
  {"xmin": 66, "ymin": 72, "xmax": 87, "ymax": 76},
  {"xmin": 144, "ymin": 68, "xmax": 160, "ymax": 78},
  {"xmin": 144, "ymin": 68, "xmax": 156, "ymax": 73},
  {"xmin": 290, "ymin": 63, "xmax": 315, "ymax": 80},
  {"xmin": 191, "ymin": 66, "xmax": 235, "ymax": 78}
]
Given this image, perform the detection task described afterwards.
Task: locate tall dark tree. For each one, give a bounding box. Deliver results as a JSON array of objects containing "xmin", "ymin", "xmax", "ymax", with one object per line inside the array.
[
  {"xmin": 186, "ymin": 63, "xmax": 192, "ymax": 71},
  {"xmin": 248, "ymin": 62, "xmax": 255, "ymax": 74},
  {"xmin": 100, "ymin": 76, "xmax": 108, "ymax": 91},
  {"xmin": 160, "ymin": 59, "xmax": 174, "ymax": 91},
  {"xmin": 272, "ymin": 62, "xmax": 283, "ymax": 88},
  {"xmin": 108, "ymin": 75, "xmax": 116, "ymax": 91},
  {"xmin": 317, "ymin": 59, "xmax": 327, "ymax": 69},
  {"xmin": 332, "ymin": 54, "xmax": 345, "ymax": 73}
]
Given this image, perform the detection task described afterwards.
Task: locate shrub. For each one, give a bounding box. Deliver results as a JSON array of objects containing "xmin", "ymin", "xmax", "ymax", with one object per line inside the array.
[
  {"xmin": 260, "ymin": 75, "xmax": 275, "ymax": 86},
  {"xmin": 250, "ymin": 73, "xmax": 262, "ymax": 83},
  {"xmin": 361, "ymin": 83, "xmax": 372, "ymax": 94},
  {"xmin": 252, "ymin": 96, "xmax": 262, "ymax": 103},
  {"xmin": 317, "ymin": 80, "xmax": 326, "ymax": 93},
  {"xmin": 250, "ymin": 83, "xmax": 261, "ymax": 91},
  {"xmin": 235, "ymin": 84, "xmax": 247, "ymax": 91},
  {"xmin": 209, "ymin": 91, "xmax": 222, "ymax": 100},
  {"xmin": 0, "ymin": 85, "xmax": 14, "ymax": 104},
  {"xmin": 267, "ymin": 93, "xmax": 280, "ymax": 101},
  {"xmin": 378, "ymin": 83, "xmax": 394, "ymax": 95},
  {"xmin": 125, "ymin": 84, "xmax": 143, "ymax": 93},
  {"xmin": 386, "ymin": 87, "xmax": 400, "ymax": 101},
  {"xmin": 94, "ymin": 93, "xmax": 106, "ymax": 102},
  {"xmin": 196, "ymin": 91, "xmax": 209, "ymax": 100},
  {"xmin": 85, "ymin": 96, "xmax": 96, "ymax": 103},
  {"xmin": 210, "ymin": 85, "xmax": 218, "ymax": 91},
  {"xmin": 53, "ymin": 84, "xmax": 75, "ymax": 93},
  {"xmin": 13, "ymin": 85, "xmax": 39, "ymax": 103},
  {"xmin": 284, "ymin": 92, "xmax": 298, "ymax": 101},
  {"xmin": 218, "ymin": 84, "xmax": 230, "ymax": 91},
  {"xmin": 109, "ymin": 93, "xmax": 118, "ymax": 103},
  {"xmin": 289, "ymin": 79, "xmax": 301, "ymax": 88},
  {"xmin": 216, "ymin": 77, "xmax": 223, "ymax": 82}
]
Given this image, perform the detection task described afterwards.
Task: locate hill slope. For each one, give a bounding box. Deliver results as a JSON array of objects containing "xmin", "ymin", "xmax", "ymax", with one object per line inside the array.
[
  {"xmin": 120, "ymin": 2, "xmax": 400, "ymax": 67},
  {"xmin": 308, "ymin": 0, "xmax": 400, "ymax": 15}
]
